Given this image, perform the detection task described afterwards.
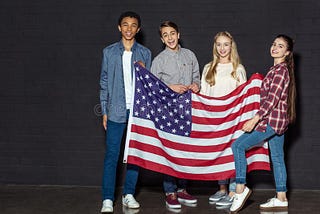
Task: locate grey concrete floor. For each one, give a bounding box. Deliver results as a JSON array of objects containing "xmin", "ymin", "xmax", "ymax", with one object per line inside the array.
[{"xmin": 0, "ymin": 185, "xmax": 319, "ymax": 214}]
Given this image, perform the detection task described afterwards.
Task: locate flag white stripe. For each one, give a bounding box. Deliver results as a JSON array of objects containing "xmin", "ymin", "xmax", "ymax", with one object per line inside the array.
[
  {"xmin": 192, "ymin": 111, "xmax": 257, "ymax": 131},
  {"xmin": 130, "ymin": 117, "xmax": 244, "ymax": 146},
  {"xmin": 192, "ymin": 94, "xmax": 260, "ymax": 119},
  {"xmin": 124, "ymin": 66, "xmax": 270, "ymax": 180},
  {"xmin": 130, "ymin": 132, "xmax": 234, "ymax": 159},
  {"xmin": 192, "ymin": 79, "xmax": 262, "ymax": 105},
  {"xmin": 128, "ymin": 148, "xmax": 269, "ymax": 174}
]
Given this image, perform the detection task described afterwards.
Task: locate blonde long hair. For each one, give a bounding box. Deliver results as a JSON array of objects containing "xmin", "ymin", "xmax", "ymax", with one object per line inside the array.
[{"xmin": 205, "ymin": 31, "xmax": 241, "ymax": 86}]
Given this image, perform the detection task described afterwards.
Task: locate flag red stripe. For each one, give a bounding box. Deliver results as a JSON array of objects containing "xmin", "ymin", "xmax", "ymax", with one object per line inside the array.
[
  {"xmin": 129, "ymin": 138, "xmax": 269, "ymax": 166},
  {"xmin": 192, "ymin": 102, "xmax": 260, "ymax": 125},
  {"xmin": 193, "ymin": 87, "xmax": 261, "ymax": 112},
  {"xmin": 132, "ymin": 124, "xmax": 237, "ymax": 152},
  {"xmin": 128, "ymin": 155, "xmax": 236, "ymax": 180},
  {"xmin": 127, "ymin": 156, "xmax": 270, "ymax": 181},
  {"xmin": 125, "ymin": 67, "xmax": 270, "ymax": 180},
  {"xmin": 130, "ymin": 125, "xmax": 269, "ymax": 165},
  {"xmin": 129, "ymin": 140, "xmax": 236, "ymax": 166},
  {"xmin": 190, "ymin": 121, "xmax": 247, "ymax": 138}
]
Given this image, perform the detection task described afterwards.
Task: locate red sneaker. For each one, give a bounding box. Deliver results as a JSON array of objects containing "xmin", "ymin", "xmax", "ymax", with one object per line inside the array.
[
  {"xmin": 165, "ymin": 193, "xmax": 181, "ymax": 209},
  {"xmin": 177, "ymin": 189, "xmax": 197, "ymax": 204}
]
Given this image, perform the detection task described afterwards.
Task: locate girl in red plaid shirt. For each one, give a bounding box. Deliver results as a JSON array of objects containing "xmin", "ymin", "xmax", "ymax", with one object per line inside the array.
[{"xmin": 230, "ymin": 34, "xmax": 296, "ymax": 213}]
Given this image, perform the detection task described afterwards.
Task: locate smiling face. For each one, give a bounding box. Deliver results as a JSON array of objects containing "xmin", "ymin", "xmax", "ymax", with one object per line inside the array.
[
  {"xmin": 160, "ymin": 26, "xmax": 180, "ymax": 51},
  {"xmin": 118, "ymin": 16, "xmax": 140, "ymax": 41},
  {"xmin": 215, "ymin": 35, "xmax": 232, "ymax": 62},
  {"xmin": 270, "ymin": 37, "xmax": 290, "ymax": 63}
]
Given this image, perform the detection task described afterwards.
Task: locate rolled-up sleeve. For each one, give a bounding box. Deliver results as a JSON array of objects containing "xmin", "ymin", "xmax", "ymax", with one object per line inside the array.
[{"xmin": 257, "ymin": 68, "xmax": 286, "ymax": 119}]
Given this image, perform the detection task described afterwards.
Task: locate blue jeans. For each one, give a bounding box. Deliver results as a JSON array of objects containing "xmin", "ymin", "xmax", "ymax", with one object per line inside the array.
[
  {"xmin": 102, "ymin": 119, "xmax": 139, "ymax": 201},
  {"xmin": 231, "ymin": 124, "xmax": 287, "ymax": 192},
  {"xmin": 218, "ymin": 178, "xmax": 236, "ymax": 192},
  {"xmin": 163, "ymin": 175, "xmax": 187, "ymax": 193}
]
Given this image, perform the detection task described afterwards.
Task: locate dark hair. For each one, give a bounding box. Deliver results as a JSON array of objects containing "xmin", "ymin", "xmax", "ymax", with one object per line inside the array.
[
  {"xmin": 118, "ymin": 11, "xmax": 141, "ymax": 28},
  {"xmin": 159, "ymin": 21, "xmax": 179, "ymax": 37},
  {"xmin": 276, "ymin": 34, "xmax": 296, "ymax": 123}
]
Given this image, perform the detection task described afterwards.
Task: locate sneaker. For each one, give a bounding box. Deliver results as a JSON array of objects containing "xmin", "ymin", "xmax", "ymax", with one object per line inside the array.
[
  {"xmin": 177, "ymin": 189, "xmax": 197, "ymax": 204},
  {"xmin": 122, "ymin": 194, "xmax": 140, "ymax": 209},
  {"xmin": 260, "ymin": 197, "xmax": 288, "ymax": 211},
  {"xmin": 230, "ymin": 186, "xmax": 252, "ymax": 213},
  {"xmin": 101, "ymin": 199, "xmax": 113, "ymax": 213},
  {"xmin": 166, "ymin": 193, "xmax": 182, "ymax": 209},
  {"xmin": 209, "ymin": 191, "xmax": 228, "ymax": 202},
  {"xmin": 216, "ymin": 195, "xmax": 234, "ymax": 206}
]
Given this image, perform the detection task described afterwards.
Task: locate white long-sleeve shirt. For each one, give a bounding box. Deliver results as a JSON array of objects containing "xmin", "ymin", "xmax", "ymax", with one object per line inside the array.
[{"xmin": 200, "ymin": 62, "xmax": 247, "ymax": 97}]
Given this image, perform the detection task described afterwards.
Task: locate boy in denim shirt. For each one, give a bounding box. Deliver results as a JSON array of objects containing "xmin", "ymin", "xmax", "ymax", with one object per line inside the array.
[{"xmin": 99, "ymin": 11, "xmax": 151, "ymax": 213}]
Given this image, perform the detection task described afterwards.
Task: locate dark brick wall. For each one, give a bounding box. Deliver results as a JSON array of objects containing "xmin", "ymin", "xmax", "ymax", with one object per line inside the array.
[{"xmin": 0, "ymin": 0, "xmax": 319, "ymax": 190}]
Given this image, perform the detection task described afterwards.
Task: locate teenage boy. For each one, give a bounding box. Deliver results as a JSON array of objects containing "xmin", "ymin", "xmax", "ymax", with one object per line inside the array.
[
  {"xmin": 150, "ymin": 20, "xmax": 199, "ymax": 209},
  {"xmin": 99, "ymin": 11, "xmax": 151, "ymax": 213}
]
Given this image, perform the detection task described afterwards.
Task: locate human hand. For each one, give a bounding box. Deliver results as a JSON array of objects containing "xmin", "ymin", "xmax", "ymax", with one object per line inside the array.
[
  {"xmin": 103, "ymin": 115, "xmax": 107, "ymax": 130},
  {"xmin": 188, "ymin": 83, "xmax": 200, "ymax": 93},
  {"xmin": 135, "ymin": 61, "xmax": 145, "ymax": 68},
  {"xmin": 242, "ymin": 115, "xmax": 260, "ymax": 132},
  {"xmin": 169, "ymin": 84, "xmax": 189, "ymax": 94}
]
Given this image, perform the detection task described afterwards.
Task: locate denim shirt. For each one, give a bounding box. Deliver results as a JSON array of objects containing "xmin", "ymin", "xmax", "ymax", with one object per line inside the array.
[{"xmin": 99, "ymin": 40, "xmax": 152, "ymax": 123}]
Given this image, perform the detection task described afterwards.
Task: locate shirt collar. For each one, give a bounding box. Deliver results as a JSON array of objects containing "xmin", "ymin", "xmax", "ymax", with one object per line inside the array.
[
  {"xmin": 118, "ymin": 40, "xmax": 137, "ymax": 52},
  {"xmin": 271, "ymin": 61, "xmax": 285, "ymax": 70},
  {"xmin": 164, "ymin": 45, "xmax": 181, "ymax": 56}
]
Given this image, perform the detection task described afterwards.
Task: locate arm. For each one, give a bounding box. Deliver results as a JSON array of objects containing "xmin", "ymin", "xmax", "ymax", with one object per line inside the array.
[
  {"xmin": 237, "ymin": 65, "xmax": 247, "ymax": 84},
  {"xmin": 199, "ymin": 64, "xmax": 210, "ymax": 95},
  {"xmin": 150, "ymin": 57, "xmax": 162, "ymax": 79},
  {"xmin": 256, "ymin": 67, "xmax": 287, "ymax": 120},
  {"xmin": 144, "ymin": 49, "xmax": 152, "ymax": 70},
  {"xmin": 243, "ymin": 67, "xmax": 287, "ymax": 132},
  {"xmin": 189, "ymin": 52, "xmax": 200, "ymax": 93},
  {"xmin": 100, "ymin": 50, "xmax": 108, "ymax": 130}
]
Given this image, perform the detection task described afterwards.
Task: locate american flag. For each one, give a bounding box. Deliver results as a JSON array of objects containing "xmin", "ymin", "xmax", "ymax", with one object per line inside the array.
[{"xmin": 124, "ymin": 63, "xmax": 270, "ymax": 180}]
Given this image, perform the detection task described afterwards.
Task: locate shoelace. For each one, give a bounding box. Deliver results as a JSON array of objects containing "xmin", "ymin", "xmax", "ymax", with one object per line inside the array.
[
  {"xmin": 125, "ymin": 195, "xmax": 135, "ymax": 202},
  {"xmin": 169, "ymin": 193, "xmax": 177, "ymax": 200},
  {"xmin": 178, "ymin": 189, "xmax": 191, "ymax": 197},
  {"xmin": 233, "ymin": 195, "xmax": 239, "ymax": 201}
]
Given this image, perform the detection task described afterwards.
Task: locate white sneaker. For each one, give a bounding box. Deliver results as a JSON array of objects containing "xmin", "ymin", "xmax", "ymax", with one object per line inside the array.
[
  {"xmin": 101, "ymin": 199, "xmax": 113, "ymax": 213},
  {"xmin": 122, "ymin": 194, "xmax": 140, "ymax": 209},
  {"xmin": 260, "ymin": 197, "xmax": 288, "ymax": 211},
  {"xmin": 230, "ymin": 187, "xmax": 252, "ymax": 212}
]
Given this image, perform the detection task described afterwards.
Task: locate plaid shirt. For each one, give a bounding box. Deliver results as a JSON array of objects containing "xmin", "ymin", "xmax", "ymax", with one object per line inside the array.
[{"xmin": 256, "ymin": 62, "xmax": 290, "ymax": 135}]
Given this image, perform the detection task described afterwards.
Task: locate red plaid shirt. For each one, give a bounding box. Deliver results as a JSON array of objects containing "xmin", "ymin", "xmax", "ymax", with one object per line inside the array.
[{"xmin": 256, "ymin": 62, "xmax": 290, "ymax": 135}]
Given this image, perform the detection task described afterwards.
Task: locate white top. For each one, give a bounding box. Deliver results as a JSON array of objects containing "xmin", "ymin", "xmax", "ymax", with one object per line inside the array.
[
  {"xmin": 122, "ymin": 51, "xmax": 133, "ymax": 109},
  {"xmin": 200, "ymin": 62, "xmax": 247, "ymax": 97}
]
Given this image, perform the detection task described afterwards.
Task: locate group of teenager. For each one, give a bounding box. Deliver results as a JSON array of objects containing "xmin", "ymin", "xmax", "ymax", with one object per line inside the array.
[{"xmin": 99, "ymin": 11, "xmax": 296, "ymax": 213}]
